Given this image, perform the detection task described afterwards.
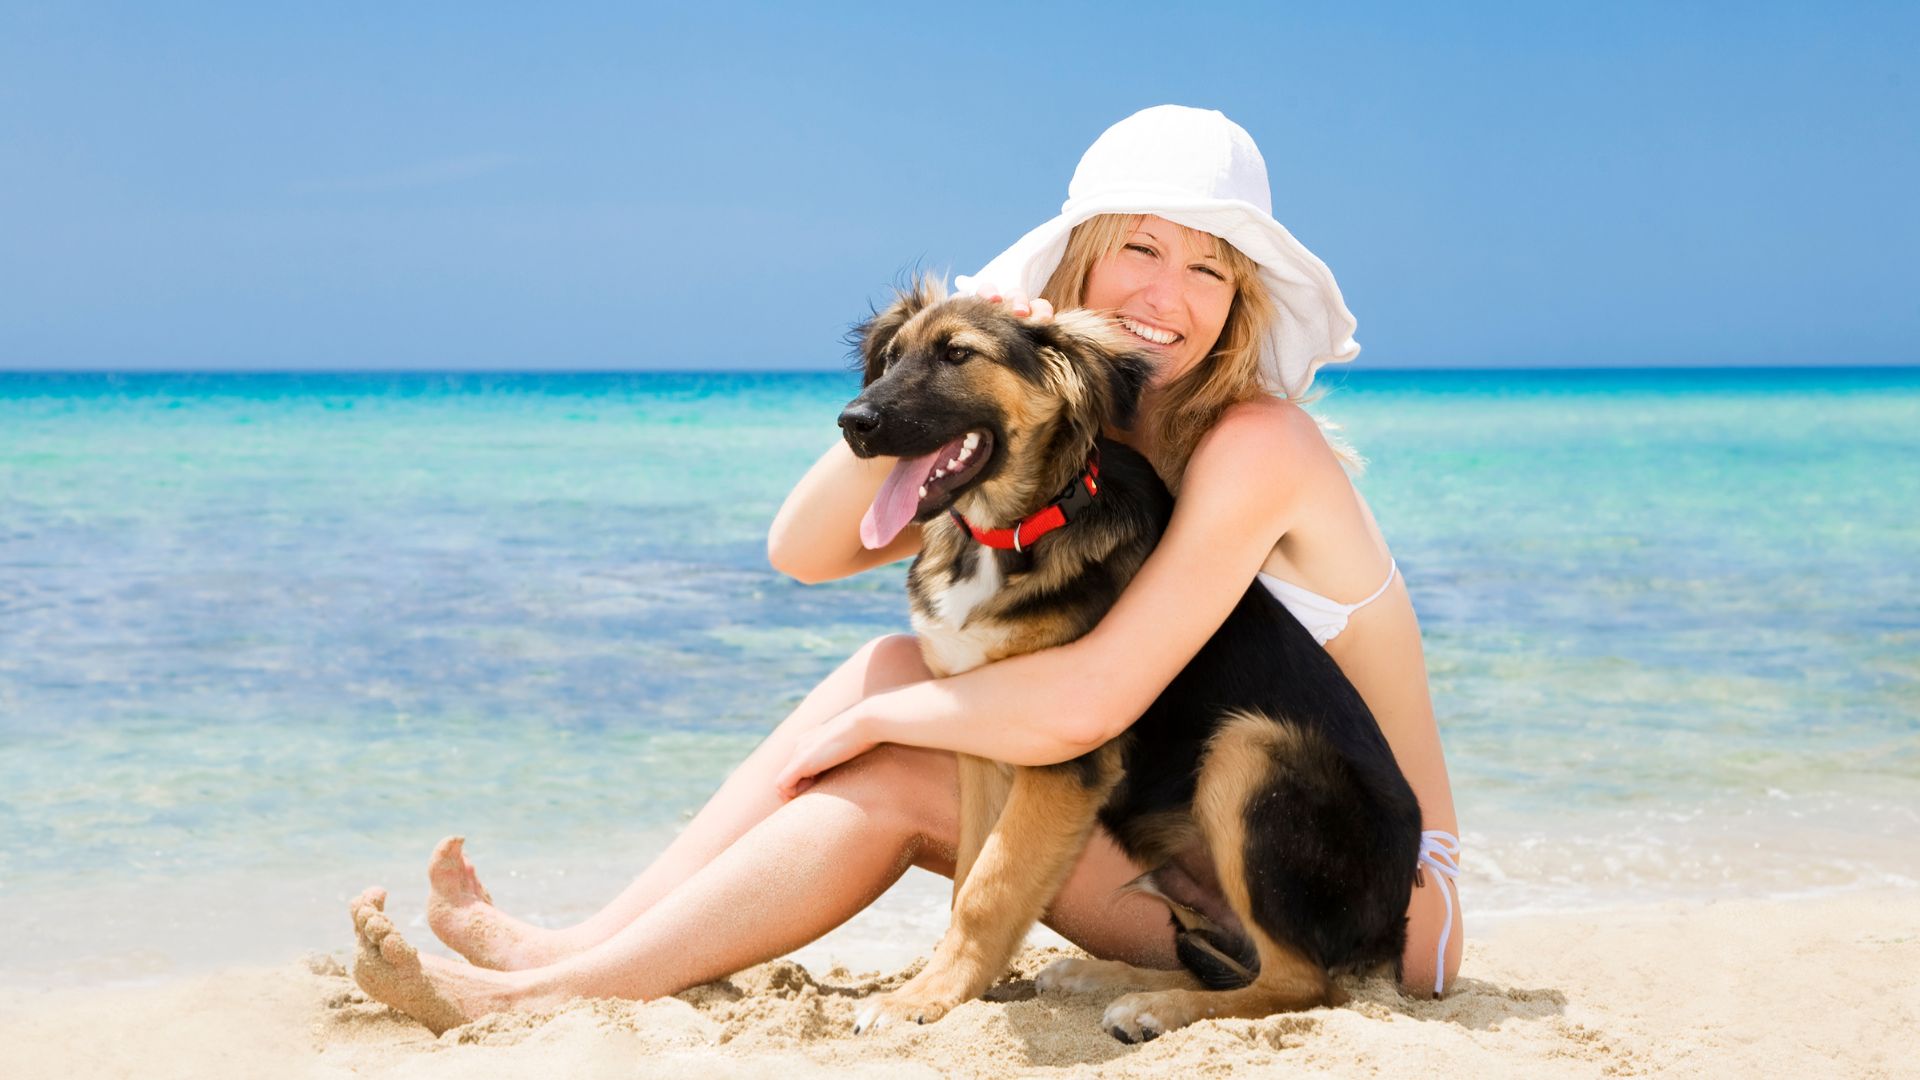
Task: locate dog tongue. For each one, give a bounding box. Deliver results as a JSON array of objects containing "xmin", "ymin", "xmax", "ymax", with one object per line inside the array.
[{"xmin": 860, "ymin": 449, "xmax": 944, "ymax": 549}]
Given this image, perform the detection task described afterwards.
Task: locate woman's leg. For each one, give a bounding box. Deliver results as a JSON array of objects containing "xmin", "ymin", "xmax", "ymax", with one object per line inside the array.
[
  {"xmin": 428, "ymin": 634, "xmax": 934, "ymax": 970},
  {"xmin": 353, "ymin": 745, "xmax": 1180, "ymax": 1032}
]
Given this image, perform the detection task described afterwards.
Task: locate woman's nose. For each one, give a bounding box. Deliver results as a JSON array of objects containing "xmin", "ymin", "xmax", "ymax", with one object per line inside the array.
[{"xmin": 1138, "ymin": 264, "xmax": 1184, "ymax": 312}]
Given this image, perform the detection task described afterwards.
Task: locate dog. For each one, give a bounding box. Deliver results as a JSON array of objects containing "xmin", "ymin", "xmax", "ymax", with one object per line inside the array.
[{"xmin": 835, "ymin": 281, "xmax": 1422, "ymax": 1042}]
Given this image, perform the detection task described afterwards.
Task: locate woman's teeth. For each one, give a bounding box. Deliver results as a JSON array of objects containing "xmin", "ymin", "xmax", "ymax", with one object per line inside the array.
[
  {"xmin": 1119, "ymin": 316, "xmax": 1179, "ymax": 346},
  {"xmin": 918, "ymin": 432, "xmax": 985, "ymax": 498}
]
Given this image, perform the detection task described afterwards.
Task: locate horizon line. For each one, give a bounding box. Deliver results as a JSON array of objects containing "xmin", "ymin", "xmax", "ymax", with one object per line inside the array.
[{"xmin": 2, "ymin": 362, "xmax": 1916, "ymax": 377}]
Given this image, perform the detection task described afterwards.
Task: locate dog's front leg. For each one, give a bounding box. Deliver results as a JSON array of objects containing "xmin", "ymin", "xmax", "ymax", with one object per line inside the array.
[
  {"xmin": 952, "ymin": 754, "xmax": 1013, "ymax": 897},
  {"xmin": 857, "ymin": 756, "xmax": 1119, "ymax": 1032}
]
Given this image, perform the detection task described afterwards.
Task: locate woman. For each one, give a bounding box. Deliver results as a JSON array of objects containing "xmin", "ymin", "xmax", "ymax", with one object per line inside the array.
[{"xmin": 348, "ymin": 105, "xmax": 1462, "ymax": 1034}]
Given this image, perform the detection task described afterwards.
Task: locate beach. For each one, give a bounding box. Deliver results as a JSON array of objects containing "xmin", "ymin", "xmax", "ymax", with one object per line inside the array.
[
  {"xmin": 7, "ymin": 0, "xmax": 1918, "ymax": 1071},
  {"xmin": 5, "ymin": 888, "xmax": 1916, "ymax": 1078},
  {"xmin": 3, "ymin": 370, "xmax": 1917, "ymax": 1075}
]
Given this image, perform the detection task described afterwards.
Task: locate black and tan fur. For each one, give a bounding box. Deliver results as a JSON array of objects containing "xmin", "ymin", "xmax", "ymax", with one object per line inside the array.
[{"xmin": 836, "ymin": 282, "xmax": 1423, "ymax": 1042}]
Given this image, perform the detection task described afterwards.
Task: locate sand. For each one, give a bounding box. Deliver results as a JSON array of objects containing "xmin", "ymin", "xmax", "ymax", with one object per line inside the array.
[{"xmin": 4, "ymin": 888, "xmax": 1916, "ymax": 1080}]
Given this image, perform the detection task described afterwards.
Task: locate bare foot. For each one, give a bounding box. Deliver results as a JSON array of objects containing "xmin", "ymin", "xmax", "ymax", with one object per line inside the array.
[
  {"xmin": 351, "ymin": 885, "xmax": 502, "ymax": 1035},
  {"xmin": 426, "ymin": 836, "xmax": 567, "ymax": 970}
]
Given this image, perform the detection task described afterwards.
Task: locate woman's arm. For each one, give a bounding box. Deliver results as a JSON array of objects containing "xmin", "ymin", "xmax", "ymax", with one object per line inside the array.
[
  {"xmin": 775, "ymin": 400, "xmax": 1338, "ymax": 789},
  {"xmin": 1329, "ymin": 586, "xmax": 1463, "ymax": 995},
  {"xmin": 767, "ymin": 439, "xmax": 924, "ymax": 584}
]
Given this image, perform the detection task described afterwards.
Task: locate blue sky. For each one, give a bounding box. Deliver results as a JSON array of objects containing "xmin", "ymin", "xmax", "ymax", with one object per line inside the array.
[{"xmin": 1, "ymin": 3, "xmax": 1915, "ymax": 370}]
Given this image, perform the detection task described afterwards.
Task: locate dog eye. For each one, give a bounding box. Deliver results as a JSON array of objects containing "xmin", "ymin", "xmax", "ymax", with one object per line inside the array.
[{"xmin": 944, "ymin": 345, "xmax": 972, "ymax": 364}]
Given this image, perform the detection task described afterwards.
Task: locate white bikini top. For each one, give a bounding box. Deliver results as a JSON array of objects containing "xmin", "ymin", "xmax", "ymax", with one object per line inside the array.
[{"xmin": 1256, "ymin": 559, "xmax": 1398, "ymax": 645}]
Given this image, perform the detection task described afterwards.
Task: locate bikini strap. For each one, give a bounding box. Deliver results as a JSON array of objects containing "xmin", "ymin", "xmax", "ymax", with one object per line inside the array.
[
  {"xmin": 1416, "ymin": 828, "xmax": 1460, "ymax": 996},
  {"xmin": 1353, "ymin": 558, "xmax": 1399, "ymax": 612}
]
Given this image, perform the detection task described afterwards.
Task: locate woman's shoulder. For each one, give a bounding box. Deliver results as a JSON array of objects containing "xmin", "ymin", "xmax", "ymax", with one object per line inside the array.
[
  {"xmin": 1177, "ymin": 397, "xmax": 1348, "ymax": 535},
  {"xmin": 1190, "ymin": 397, "xmax": 1344, "ymax": 480}
]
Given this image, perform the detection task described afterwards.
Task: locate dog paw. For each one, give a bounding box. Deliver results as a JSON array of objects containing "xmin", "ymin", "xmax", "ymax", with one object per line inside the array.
[
  {"xmin": 1035, "ymin": 957, "xmax": 1106, "ymax": 994},
  {"xmin": 853, "ymin": 989, "xmax": 958, "ymax": 1034},
  {"xmin": 1102, "ymin": 993, "xmax": 1169, "ymax": 1044}
]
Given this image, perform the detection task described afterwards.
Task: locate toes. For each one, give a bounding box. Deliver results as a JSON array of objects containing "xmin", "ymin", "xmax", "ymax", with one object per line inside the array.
[
  {"xmin": 852, "ymin": 998, "xmax": 910, "ymax": 1034},
  {"xmin": 1035, "ymin": 962, "xmax": 1064, "ymax": 992},
  {"xmin": 430, "ymin": 835, "xmax": 494, "ymax": 904},
  {"xmin": 1035, "ymin": 958, "xmax": 1086, "ymax": 994},
  {"xmin": 429, "ymin": 836, "xmax": 464, "ymax": 874},
  {"xmin": 377, "ymin": 925, "xmax": 420, "ymax": 970},
  {"xmin": 351, "ymin": 889, "xmax": 410, "ymax": 963},
  {"xmin": 1102, "ymin": 995, "xmax": 1167, "ymax": 1044},
  {"xmin": 350, "ymin": 887, "xmax": 389, "ymax": 934},
  {"xmin": 1035, "ymin": 957, "xmax": 1132, "ymax": 995},
  {"xmin": 351, "ymin": 891, "xmax": 423, "ymax": 977},
  {"xmin": 852, "ymin": 995, "xmax": 951, "ymax": 1034},
  {"xmin": 464, "ymin": 862, "xmax": 492, "ymax": 904}
]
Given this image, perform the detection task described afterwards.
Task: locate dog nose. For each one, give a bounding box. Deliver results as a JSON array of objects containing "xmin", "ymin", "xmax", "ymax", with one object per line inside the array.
[{"xmin": 838, "ymin": 401, "xmax": 882, "ymax": 440}]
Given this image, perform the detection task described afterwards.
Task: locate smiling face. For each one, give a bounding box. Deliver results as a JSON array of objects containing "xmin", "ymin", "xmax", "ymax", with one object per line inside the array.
[{"xmin": 1080, "ymin": 216, "xmax": 1238, "ymax": 387}]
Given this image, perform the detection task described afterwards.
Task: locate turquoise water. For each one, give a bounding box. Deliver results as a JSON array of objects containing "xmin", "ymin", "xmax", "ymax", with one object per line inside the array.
[{"xmin": 2, "ymin": 369, "xmax": 1917, "ymax": 984}]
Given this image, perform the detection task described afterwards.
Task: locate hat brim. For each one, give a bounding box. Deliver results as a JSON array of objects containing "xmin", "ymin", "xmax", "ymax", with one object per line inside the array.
[{"xmin": 956, "ymin": 192, "xmax": 1359, "ymax": 399}]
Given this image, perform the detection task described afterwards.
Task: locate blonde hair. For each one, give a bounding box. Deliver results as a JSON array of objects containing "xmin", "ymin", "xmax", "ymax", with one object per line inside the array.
[{"xmin": 1039, "ymin": 214, "xmax": 1357, "ymax": 487}]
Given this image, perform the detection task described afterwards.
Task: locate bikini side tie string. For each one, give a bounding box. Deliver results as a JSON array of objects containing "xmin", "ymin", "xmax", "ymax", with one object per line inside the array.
[{"xmin": 1417, "ymin": 829, "xmax": 1461, "ymax": 996}]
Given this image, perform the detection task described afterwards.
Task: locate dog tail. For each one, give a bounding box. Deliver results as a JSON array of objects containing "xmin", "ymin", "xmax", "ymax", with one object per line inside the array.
[{"xmin": 1121, "ymin": 872, "xmax": 1262, "ymax": 991}]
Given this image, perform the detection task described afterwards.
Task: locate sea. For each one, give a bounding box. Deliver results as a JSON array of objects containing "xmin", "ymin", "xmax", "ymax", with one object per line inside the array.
[{"xmin": 1, "ymin": 368, "xmax": 1916, "ymax": 988}]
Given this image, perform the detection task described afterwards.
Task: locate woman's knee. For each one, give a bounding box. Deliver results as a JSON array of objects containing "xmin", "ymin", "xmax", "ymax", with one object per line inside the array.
[
  {"xmin": 768, "ymin": 634, "xmax": 927, "ymax": 741},
  {"xmin": 856, "ymin": 633, "xmax": 930, "ymax": 693},
  {"xmin": 815, "ymin": 743, "xmax": 957, "ymax": 848}
]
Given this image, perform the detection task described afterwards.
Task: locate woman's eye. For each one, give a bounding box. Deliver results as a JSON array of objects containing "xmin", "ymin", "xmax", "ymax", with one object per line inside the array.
[
  {"xmin": 1124, "ymin": 243, "xmax": 1156, "ymax": 257},
  {"xmin": 1193, "ymin": 265, "xmax": 1228, "ymax": 281}
]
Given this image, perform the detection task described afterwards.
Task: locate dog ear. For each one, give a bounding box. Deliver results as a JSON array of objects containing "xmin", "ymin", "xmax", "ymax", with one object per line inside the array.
[
  {"xmin": 1098, "ymin": 343, "xmax": 1153, "ymax": 432},
  {"xmin": 847, "ymin": 275, "xmax": 946, "ymax": 387},
  {"xmin": 1034, "ymin": 310, "xmax": 1157, "ymax": 441}
]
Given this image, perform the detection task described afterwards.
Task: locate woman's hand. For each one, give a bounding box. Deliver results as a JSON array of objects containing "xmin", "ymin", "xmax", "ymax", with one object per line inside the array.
[
  {"xmin": 775, "ymin": 708, "xmax": 879, "ymax": 799},
  {"xmin": 967, "ymin": 280, "xmax": 1055, "ymax": 323}
]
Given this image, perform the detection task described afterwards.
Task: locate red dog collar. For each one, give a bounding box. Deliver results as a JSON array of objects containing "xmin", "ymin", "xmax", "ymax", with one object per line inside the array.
[{"xmin": 949, "ymin": 452, "xmax": 1101, "ymax": 553}]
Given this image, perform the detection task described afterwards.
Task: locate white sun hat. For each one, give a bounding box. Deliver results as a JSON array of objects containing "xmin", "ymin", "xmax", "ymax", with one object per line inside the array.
[{"xmin": 955, "ymin": 105, "xmax": 1359, "ymax": 399}]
